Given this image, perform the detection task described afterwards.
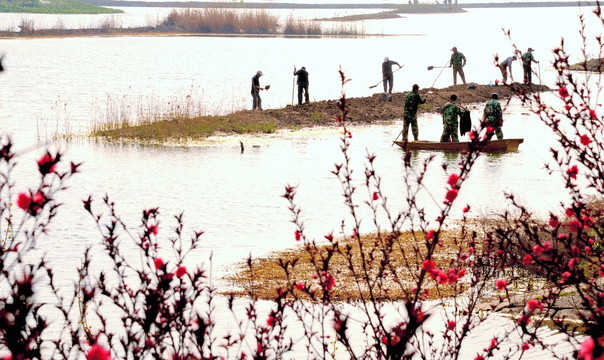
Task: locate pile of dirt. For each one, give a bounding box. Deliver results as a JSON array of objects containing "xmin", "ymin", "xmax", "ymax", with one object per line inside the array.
[{"xmin": 252, "ymin": 83, "xmax": 550, "ymax": 130}]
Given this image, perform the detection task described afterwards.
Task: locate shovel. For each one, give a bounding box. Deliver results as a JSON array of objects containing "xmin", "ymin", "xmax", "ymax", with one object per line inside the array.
[{"xmin": 369, "ymin": 65, "xmax": 404, "ymax": 89}]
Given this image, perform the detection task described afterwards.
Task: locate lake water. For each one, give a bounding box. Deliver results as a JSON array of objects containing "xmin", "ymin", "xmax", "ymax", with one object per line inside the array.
[{"xmin": 0, "ymin": 4, "xmax": 596, "ymax": 358}]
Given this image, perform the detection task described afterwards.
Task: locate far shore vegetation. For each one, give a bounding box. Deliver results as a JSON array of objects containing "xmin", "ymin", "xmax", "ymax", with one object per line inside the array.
[
  {"xmin": 90, "ymin": 83, "xmax": 550, "ymax": 142},
  {"xmin": 0, "ymin": 8, "xmax": 366, "ymax": 37},
  {"xmin": 0, "ymin": 0, "xmax": 121, "ymax": 14}
]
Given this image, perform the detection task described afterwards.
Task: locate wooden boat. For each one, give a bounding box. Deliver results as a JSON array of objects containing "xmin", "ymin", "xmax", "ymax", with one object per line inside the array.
[{"xmin": 393, "ymin": 138, "xmax": 524, "ymax": 152}]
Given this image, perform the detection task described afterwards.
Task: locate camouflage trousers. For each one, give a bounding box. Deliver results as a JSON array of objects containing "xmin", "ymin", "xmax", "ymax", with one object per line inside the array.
[
  {"xmin": 402, "ymin": 115, "xmax": 419, "ymax": 141},
  {"xmin": 440, "ymin": 121, "xmax": 459, "ymax": 142}
]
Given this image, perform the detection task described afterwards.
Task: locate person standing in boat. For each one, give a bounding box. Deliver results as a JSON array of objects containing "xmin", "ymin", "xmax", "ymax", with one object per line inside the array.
[
  {"xmin": 440, "ymin": 94, "xmax": 464, "ymax": 142},
  {"xmin": 382, "ymin": 57, "xmax": 402, "ymax": 95},
  {"xmin": 293, "ymin": 66, "xmax": 310, "ymax": 105},
  {"xmin": 450, "ymin": 47, "xmax": 466, "ymax": 85},
  {"xmin": 402, "ymin": 84, "xmax": 426, "ymax": 141},
  {"xmin": 522, "ymin": 47, "xmax": 539, "ymax": 85},
  {"xmin": 483, "ymin": 93, "xmax": 504, "ymax": 140},
  {"xmin": 251, "ymin": 70, "xmax": 268, "ymax": 110}
]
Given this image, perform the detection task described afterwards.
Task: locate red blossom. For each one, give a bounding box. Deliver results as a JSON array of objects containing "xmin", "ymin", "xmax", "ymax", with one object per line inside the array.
[
  {"xmin": 527, "ymin": 299, "xmax": 541, "ymax": 312},
  {"xmin": 532, "ymin": 245, "xmax": 544, "ymax": 255},
  {"xmin": 522, "ymin": 254, "xmax": 533, "ymax": 265},
  {"xmin": 323, "ymin": 273, "xmax": 336, "ymax": 290},
  {"xmin": 447, "ymin": 320, "xmax": 456, "ymax": 330},
  {"xmin": 568, "ymin": 218, "xmax": 582, "ymax": 233},
  {"xmin": 422, "ymin": 259, "xmax": 435, "ymax": 272},
  {"xmin": 589, "ymin": 108, "xmax": 598, "ymax": 120},
  {"xmin": 447, "ymin": 173, "xmax": 460, "ymax": 187},
  {"xmin": 486, "ymin": 126, "xmax": 494, "ymax": 134},
  {"xmin": 175, "ymin": 266, "xmax": 187, "ymax": 278},
  {"xmin": 578, "ymin": 336, "xmax": 595, "ymax": 360},
  {"xmin": 518, "ymin": 313, "xmax": 531, "ymax": 326},
  {"xmin": 295, "ymin": 230, "xmax": 301, "ymax": 241},
  {"xmin": 496, "ymin": 279, "xmax": 507, "ymax": 291},
  {"xmin": 549, "ymin": 216, "xmax": 559, "ymax": 228},
  {"xmin": 17, "ymin": 192, "xmax": 31, "ymax": 211},
  {"xmin": 561, "ymin": 271, "xmax": 572, "ymax": 284},
  {"xmin": 522, "ymin": 343, "xmax": 531, "ymax": 351},
  {"xmin": 154, "ymin": 258, "xmax": 165, "ymax": 270},
  {"xmin": 87, "ymin": 344, "xmax": 113, "ymax": 360},
  {"xmin": 463, "ymin": 206, "xmax": 470, "ymax": 213},
  {"xmin": 148, "ymin": 225, "xmax": 158, "ymax": 235},
  {"xmin": 37, "ymin": 153, "xmax": 57, "ymax": 175},
  {"xmin": 372, "ymin": 192, "xmax": 379, "ymax": 200},
  {"xmin": 266, "ymin": 315, "xmax": 276, "ymax": 327},
  {"xmin": 567, "ymin": 165, "xmax": 579, "ymax": 179},
  {"xmin": 445, "ymin": 189, "xmax": 459, "ymax": 203},
  {"xmin": 581, "ymin": 134, "xmax": 592, "ymax": 146},
  {"xmin": 426, "ymin": 229, "xmax": 435, "ymax": 240},
  {"xmin": 558, "ymin": 86, "xmax": 570, "ymax": 99},
  {"xmin": 295, "ymin": 282, "xmax": 304, "ymax": 290}
]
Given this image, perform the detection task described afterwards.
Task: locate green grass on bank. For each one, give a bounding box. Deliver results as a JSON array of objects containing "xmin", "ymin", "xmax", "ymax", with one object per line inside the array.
[
  {"xmin": 0, "ymin": 0, "xmax": 122, "ymax": 14},
  {"xmin": 91, "ymin": 112, "xmax": 278, "ymax": 142}
]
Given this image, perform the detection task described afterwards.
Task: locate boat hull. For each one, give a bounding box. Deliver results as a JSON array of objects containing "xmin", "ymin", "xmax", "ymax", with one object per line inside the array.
[{"xmin": 393, "ymin": 138, "xmax": 524, "ymax": 152}]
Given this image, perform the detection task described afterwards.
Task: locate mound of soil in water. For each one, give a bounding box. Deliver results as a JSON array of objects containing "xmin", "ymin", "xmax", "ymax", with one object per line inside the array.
[
  {"xmin": 569, "ymin": 58, "xmax": 604, "ymax": 72},
  {"xmin": 247, "ymin": 83, "xmax": 550, "ymax": 130}
]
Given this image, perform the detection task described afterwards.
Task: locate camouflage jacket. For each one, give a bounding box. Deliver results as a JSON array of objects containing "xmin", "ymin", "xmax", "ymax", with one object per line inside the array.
[
  {"xmin": 442, "ymin": 101, "xmax": 463, "ymax": 125},
  {"xmin": 404, "ymin": 91, "xmax": 426, "ymax": 118},
  {"xmin": 483, "ymin": 99, "xmax": 502, "ymax": 124},
  {"xmin": 450, "ymin": 52, "xmax": 466, "ymax": 67},
  {"xmin": 522, "ymin": 51, "xmax": 535, "ymax": 65}
]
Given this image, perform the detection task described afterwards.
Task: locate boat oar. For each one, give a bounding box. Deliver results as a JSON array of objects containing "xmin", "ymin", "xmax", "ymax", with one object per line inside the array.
[
  {"xmin": 369, "ymin": 65, "xmax": 405, "ymax": 89},
  {"xmin": 429, "ymin": 61, "xmax": 449, "ymax": 88}
]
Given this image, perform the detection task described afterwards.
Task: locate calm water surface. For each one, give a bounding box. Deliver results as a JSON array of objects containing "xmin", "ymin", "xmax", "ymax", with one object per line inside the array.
[{"xmin": 0, "ymin": 5, "xmax": 596, "ymax": 358}]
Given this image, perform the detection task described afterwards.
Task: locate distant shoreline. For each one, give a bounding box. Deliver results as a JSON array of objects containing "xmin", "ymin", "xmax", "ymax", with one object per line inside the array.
[{"xmin": 81, "ymin": 1, "xmax": 597, "ymax": 9}]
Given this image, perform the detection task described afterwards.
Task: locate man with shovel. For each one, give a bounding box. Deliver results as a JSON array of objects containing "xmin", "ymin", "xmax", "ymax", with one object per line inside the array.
[
  {"xmin": 450, "ymin": 47, "xmax": 466, "ymax": 85},
  {"xmin": 251, "ymin": 70, "xmax": 269, "ymax": 110},
  {"xmin": 382, "ymin": 57, "xmax": 402, "ymax": 96}
]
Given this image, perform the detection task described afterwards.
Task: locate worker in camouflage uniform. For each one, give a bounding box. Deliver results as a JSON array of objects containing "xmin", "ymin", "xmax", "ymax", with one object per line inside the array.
[
  {"xmin": 450, "ymin": 47, "xmax": 466, "ymax": 85},
  {"xmin": 440, "ymin": 94, "xmax": 464, "ymax": 142},
  {"xmin": 483, "ymin": 93, "xmax": 504, "ymax": 140},
  {"xmin": 402, "ymin": 84, "xmax": 427, "ymax": 141},
  {"xmin": 522, "ymin": 47, "xmax": 539, "ymax": 85}
]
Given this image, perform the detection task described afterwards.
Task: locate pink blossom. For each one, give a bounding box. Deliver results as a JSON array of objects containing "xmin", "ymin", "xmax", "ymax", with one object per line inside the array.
[
  {"xmin": 445, "ymin": 189, "xmax": 459, "ymax": 203},
  {"xmin": 561, "ymin": 271, "xmax": 572, "ymax": 284},
  {"xmin": 372, "ymin": 192, "xmax": 379, "ymax": 200},
  {"xmin": 565, "ymin": 208, "xmax": 575, "ymax": 217},
  {"xmin": 486, "ymin": 126, "xmax": 494, "ymax": 134},
  {"xmin": 495, "ymin": 279, "xmax": 507, "ymax": 291},
  {"xmin": 578, "ymin": 336, "xmax": 595, "ymax": 360},
  {"xmin": 1, "ymin": 353, "xmax": 12, "ymax": 360},
  {"xmin": 518, "ymin": 313, "xmax": 531, "ymax": 326},
  {"xmin": 447, "ymin": 320, "xmax": 456, "ymax": 330},
  {"xmin": 295, "ymin": 282, "xmax": 304, "ymax": 290},
  {"xmin": 543, "ymin": 241, "xmax": 552, "ymax": 251},
  {"xmin": 558, "ymin": 86, "xmax": 570, "ymax": 98},
  {"xmin": 568, "ymin": 218, "xmax": 582, "ymax": 233},
  {"xmin": 581, "ymin": 134, "xmax": 592, "ymax": 146},
  {"xmin": 463, "ymin": 206, "xmax": 470, "ymax": 213},
  {"xmin": 154, "ymin": 258, "xmax": 165, "ymax": 270},
  {"xmin": 447, "ymin": 173, "xmax": 460, "ymax": 187},
  {"xmin": 175, "ymin": 266, "xmax": 187, "ymax": 278},
  {"xmin": 457, "ymin": 269, "xmax": 467, "ymax": 277},
  {"xmin": 86, "ymin": 344, "xmax": 113, "ymax": 360},
  {"xmin": 568, "ymin": 258, "xmax": 577, "ymax": 269},
  {"xmin": 589, "ymin": 108, "xmax": 598, "ymax": 120},
  {"xmin": 522, "ymin": 343, "xmax": 531, "ymax": 351},
  {"xmin": 295, "ymin": 230, "xmax": 301, "ymax": 241},
  {"xmin": 522, "ymin": 254, "xmax": 533, "ymax": 265}
]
